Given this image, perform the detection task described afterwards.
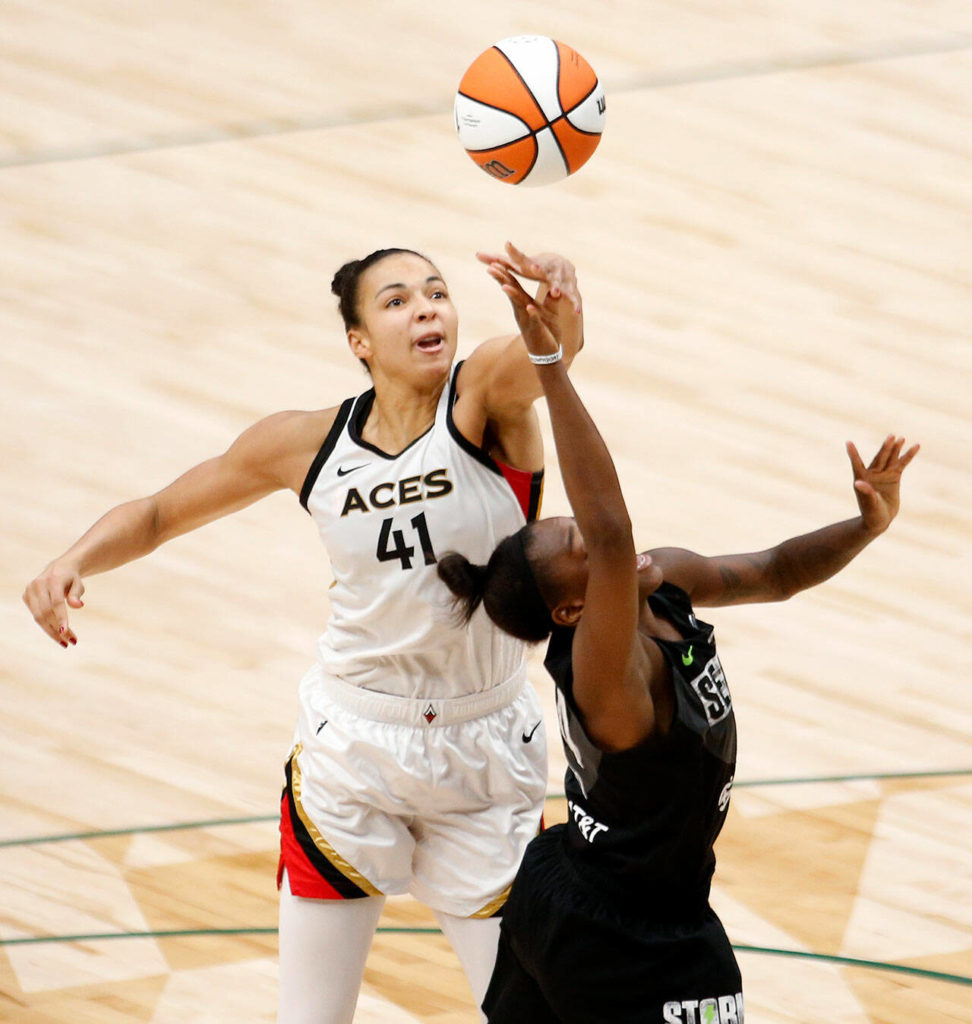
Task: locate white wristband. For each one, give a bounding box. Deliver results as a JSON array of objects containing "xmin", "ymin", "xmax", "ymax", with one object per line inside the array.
[{"xmin": 528, "ymin": 344, "xmax": 563, "ymax": 365}]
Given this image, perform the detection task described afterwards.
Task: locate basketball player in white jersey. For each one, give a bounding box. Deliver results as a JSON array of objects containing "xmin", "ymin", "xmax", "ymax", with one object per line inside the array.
[{"xmin": 23, "ymin": 242, "xmax": 584, "ymax": 1023}]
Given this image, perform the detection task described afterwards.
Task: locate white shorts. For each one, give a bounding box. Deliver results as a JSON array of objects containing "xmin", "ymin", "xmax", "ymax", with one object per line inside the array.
[{"xmin": 277, "ymin": 662, "xmax": 548, "ymax": 918}]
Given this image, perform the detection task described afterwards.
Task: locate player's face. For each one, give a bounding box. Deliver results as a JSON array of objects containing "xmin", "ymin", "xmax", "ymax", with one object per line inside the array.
[
  {"xmin": 530, "ymin": 517, "xmax": 589, "ymax": 603},
  {"xmin": 350, "ymin": 253, "xmax": 458, "ymax": 383},
  {"xmin": 532, "ymin": 519, "xmax": 664, "ymax": 608}
]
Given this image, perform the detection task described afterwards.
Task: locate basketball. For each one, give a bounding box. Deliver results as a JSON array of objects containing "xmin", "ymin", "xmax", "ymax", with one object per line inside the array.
[{"xmin": 454, "ymin": 35, "xmax": 606, "ymax": 186}]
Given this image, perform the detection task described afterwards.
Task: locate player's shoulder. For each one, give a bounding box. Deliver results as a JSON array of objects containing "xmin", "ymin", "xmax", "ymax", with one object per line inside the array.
[
  {"xmin": 228, "ymin": 407, "xmax": 347, "ymax": 488},
  {"xmin": 455, "ymin": 335, "xmax": 515, "ymax": 392},
  {"xmin": 260, "ymin": 401, "xmax": 344, "ymax": 434},
  {"xmin": 239, "ymin": 407, "xmax": 341, "ymax": 450}
]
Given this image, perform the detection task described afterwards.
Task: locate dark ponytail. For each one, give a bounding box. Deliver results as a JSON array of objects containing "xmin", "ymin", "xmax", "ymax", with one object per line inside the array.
[
  {"xmin": 436, "ymin": 553, "xmax": 490, "ymax": 622},
  {"xmin": 437, "ymin": 526, "xmax": 555, "ymax": 644}
]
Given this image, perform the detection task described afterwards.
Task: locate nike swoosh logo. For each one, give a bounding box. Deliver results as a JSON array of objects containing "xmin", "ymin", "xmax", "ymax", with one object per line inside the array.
[
  {"xmin": 337, "ymin": 464, "xmax": 368, "ymax": 477},
  {"xmin": 681, "ymin": 645, "xmax": 694, "ymax": 667},
  {"xmin": 522, "ymin": 720, "xmax": 542, "ymax": 743}
]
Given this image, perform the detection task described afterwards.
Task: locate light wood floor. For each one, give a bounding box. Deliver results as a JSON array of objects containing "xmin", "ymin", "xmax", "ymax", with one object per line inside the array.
[{"xmin": 2, "ymin": 2, "xmax": 970, "ymax": 1022}]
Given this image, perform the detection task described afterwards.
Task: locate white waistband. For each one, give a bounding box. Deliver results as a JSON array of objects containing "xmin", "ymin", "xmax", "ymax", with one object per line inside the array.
[{"xmin": 316, "ymin": 666, "xmax": 527, "ymax": 726}]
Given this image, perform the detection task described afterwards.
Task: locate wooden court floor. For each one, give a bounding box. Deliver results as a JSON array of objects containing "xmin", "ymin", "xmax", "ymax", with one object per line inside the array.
[{"xmin": 2, "ymin": 2, "xmax": 970, "ymax": 1021}]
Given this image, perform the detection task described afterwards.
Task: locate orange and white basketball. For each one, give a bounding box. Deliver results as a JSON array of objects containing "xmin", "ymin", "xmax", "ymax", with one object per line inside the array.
[{"xmin": 455, "ymin": 35, "xmax": 606, "ymax": 186}]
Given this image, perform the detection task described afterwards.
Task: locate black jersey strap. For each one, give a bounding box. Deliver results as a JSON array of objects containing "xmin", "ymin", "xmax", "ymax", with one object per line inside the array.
[
  {"xmin": 446, "ymin": 360, "xmax": 503, "ymax": 476},
  {"xmin": 299, "ymin": 397, "xmax": 355, "ymax": 511}
]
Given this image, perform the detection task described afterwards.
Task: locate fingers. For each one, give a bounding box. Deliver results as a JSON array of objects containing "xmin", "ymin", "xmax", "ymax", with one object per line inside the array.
[
  {"xmin": 475, "ymin": 250, "xmax": 508, "ymax": 268},
  {"xmin": 869, "ymin": 434, "xmax": 899, "ymax": 472},
  {"xmin": 846, "ymin": 440, "xmax": 867, "ymax": 479},
  {"xmin": 487, "ymin": 264, "xmax": 545, "ymax": 337},
  {"xmin": 48, "ymin": 587, "xmax": 77, "ymax": 648},
  {"xmin": 494, "ymin": 271, "xmax": 558, "ymax": 353},
  {"xmin": 486, "ymin": 263, "xmax": 532, "ymax": 306},
  {"xmin": 540, "ymin": 262, "xmax": 581, "ymax": 314},
  {"xmin": 887, "ymin": 436, "xmax": 905, "ymax": 470},
  {"xmin": 897, "ymin": 442, "xmax": 920, "ymax": 470},
  {"xmin": 482, "ymin": 245, "xmax": 582, "ymax": 333},
  {"xmin": 480, "ymin": 243, "xmax": 582, "ymax": 309},
  {"xmin": 484, "ymin": 259, "xmax": 518, "ymax": 286},
  {"xmin": 504, "ymin": 285, "xmax": 555, "ymax": 333},
  {"xmin": 519, "ymin": 245, "xmax": 582, "ymax": 314},
  {"xmin": 46, "ymin": 577, "xmax": 79, "ymax": 647},
  {"xmin": 883, "ymin": 437, "xmax": 920, "ymax": 472},
  {"xmin": 503, "ymin": 242, "xmax": 540, "ymax": 278},
  {"xmin": 853, "ymin": 435, "xmax": 921, "ymax": 475},
  {"xmin": 504, "ymin": 241, "xmax": 527, "ymax": 261},
  {"xmin": 23, "ymin": 568, "xmax": 81, "ymax": 648},
  {"xmin": 67, "ymin": 575, "xmax": 86, "ymax": 610},
  {"xmin": 848, "ymin": 436, "xmax": 917, "ymax": 475},
  {"xmin": 476, "ymin": 244, "xmax": 537, "ymax": 278},
  {"xmin": 489, "ymin": 264, "xmax": 559, "ymax": 327}
]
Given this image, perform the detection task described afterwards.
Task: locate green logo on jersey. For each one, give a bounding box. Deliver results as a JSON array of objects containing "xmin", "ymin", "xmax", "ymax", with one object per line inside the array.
[
  {"xmin": 703, "ymin": 1006, "xmax": 716, "ymax": 1024},
  {"xmin": 681, "ymin": 645, "xmax": 694, "ymax": 667}
]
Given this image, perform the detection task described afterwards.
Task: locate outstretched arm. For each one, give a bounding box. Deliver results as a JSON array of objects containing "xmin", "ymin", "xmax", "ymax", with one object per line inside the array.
[
  {"xmin": 656, "ymin": 435, "xmax": 920, "ymax": 606},
  {"xmin": 23, "ymin": 409, "xmax": 330, "ymax": 647}
]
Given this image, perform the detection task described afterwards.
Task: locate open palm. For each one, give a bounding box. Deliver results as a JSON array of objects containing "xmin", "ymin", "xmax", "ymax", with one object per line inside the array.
[{"xmin": 847, "ymin": 435, "xmax": 920, "ymax": 534}]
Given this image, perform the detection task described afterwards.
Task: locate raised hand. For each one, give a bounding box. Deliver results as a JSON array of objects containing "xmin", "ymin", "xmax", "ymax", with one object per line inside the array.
[
  {"xmin": 476, "ymin": 242, "xmax": 582, "ymax": 315},
  {"xmin": 482, "ymin": 259, "xmax": 562, "ymax": 361},
  {"xmin": 846, "ymin": 435, "xmax": 920, "ymax": 535}
]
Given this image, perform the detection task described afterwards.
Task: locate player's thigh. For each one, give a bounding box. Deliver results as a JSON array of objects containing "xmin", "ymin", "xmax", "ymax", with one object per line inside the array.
[
  {"xmin": 277, "ymin": 871, "xmax": 386, "ymax": 1024},
  {"xmin": 410, "ymin": 691, "xmax": 547, "ymax": 915},
  {"xmin": 283, "ymin": 717, "xmax": 418, "ymax": 897}
]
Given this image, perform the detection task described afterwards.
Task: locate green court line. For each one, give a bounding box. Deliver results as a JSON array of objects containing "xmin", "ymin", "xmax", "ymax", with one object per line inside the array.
[
  {"xmin": 0, "ymin": 926, "xmax": 424, "ymax": 945},
  {"xmin": 0, "ymin": 929, "xmax": 968, "ymax": 987},
  {"xmin": 731, "ymin": 768, "xmax": 972, "ymax": 788},
  {"xmin": 548, "ymin": 767, "xmax": 972, "ymax": 802},
  {"xmin": 0, "ymin": 815, "xmax": 272, "ymax": 849},
  {"xmin": 1, "ymin": 769, "xmax": 968, "ymax": 850},
  {"xmin": 732, "ymin": 945, "xmax": 972, "ymax": 987}
]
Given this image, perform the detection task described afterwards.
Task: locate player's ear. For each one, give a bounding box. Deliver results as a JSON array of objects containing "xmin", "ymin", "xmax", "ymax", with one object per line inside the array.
[
  {"xmin": 552, "ymin": 599, "xmax": 584, "ymax": 627},
  {"xmin": 347, "ymin": 330, "xmax": 371, "ymax": 361}
]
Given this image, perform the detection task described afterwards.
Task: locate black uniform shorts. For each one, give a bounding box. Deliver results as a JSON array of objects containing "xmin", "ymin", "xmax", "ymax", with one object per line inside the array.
[{"xmin": 483, "ymin": 828, "xmax": 743, "ymax": 1024}]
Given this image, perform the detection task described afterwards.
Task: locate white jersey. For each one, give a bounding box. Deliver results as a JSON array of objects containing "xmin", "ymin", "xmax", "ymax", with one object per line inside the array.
[{"xmin": 300, "ymin": 362, "xmax": 543, "ymax": 699}]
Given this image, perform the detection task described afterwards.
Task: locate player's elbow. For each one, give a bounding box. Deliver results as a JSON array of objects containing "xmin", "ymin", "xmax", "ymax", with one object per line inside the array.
[
  {"xmin": 767, "ymin": 561, "xmax": 801, "ymax": 602},
  {"xmin": 145, "ymin": 496, "xmax": 175, "ymax": 549}
]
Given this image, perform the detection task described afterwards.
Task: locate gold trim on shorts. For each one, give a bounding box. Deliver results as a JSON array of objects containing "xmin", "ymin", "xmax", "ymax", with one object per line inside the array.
[
  {"xmin": 290, "ymin": 743, "xmax": 383, "ymax": 897},
  {"xmin": 470, "ymin": 884, "xmax": 511, "ymax": 919}
]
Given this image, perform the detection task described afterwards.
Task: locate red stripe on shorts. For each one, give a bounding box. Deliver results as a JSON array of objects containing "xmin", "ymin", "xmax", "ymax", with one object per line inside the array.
[{"xmin": 277, "ymin": 791, "xmax": 347, "ymax": 899}]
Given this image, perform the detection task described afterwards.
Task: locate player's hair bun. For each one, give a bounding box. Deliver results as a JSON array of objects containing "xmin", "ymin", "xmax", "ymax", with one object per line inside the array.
[
  {"xmin": 330, "ymin": 261, "xmax": 359, "ymax": 299},
  {"xmin": 437, "ymin": 552, "xmax": 489, "ymax": 623}
]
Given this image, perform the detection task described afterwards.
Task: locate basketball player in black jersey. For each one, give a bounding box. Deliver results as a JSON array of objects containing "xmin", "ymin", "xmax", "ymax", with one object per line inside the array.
[{"xmin": 438, "ymin": 262, "xmax": 919, "ymax": 1023}]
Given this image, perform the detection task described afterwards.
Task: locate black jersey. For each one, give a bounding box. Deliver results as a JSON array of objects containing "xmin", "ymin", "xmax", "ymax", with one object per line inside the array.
[{"xmin": 543, "ymin": 581, "xmax": 737, "ymax": 919}]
